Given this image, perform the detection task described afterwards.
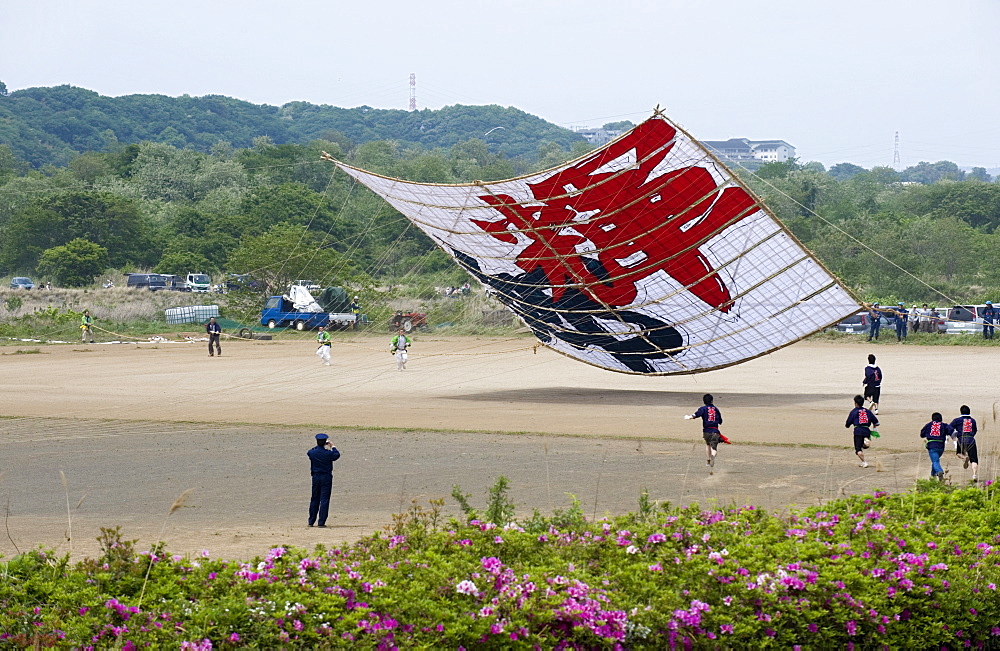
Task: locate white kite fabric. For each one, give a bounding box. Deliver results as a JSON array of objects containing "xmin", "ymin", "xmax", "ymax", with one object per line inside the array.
[{"xmin": 330, "ymin": 115, "xmax": 860, "ymax": 375}]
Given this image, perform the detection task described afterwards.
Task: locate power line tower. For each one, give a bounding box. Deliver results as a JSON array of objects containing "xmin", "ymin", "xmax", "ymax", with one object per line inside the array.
[
  {"xmin": 409, "ymin": 73, "xmax": 416, "ymax": 111},
  {"xmin": 893, "ymin": 131, "xmax": 901, "ymax": 170}
]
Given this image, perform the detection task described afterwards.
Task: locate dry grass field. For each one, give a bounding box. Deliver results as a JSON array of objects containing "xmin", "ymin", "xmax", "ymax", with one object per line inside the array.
[{"xmin": 1, "ymin": 334, "xmax": 997, "ymax": 561}]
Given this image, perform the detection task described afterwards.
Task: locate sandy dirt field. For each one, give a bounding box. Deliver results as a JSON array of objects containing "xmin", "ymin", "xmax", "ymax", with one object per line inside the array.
[{"xmin": 1, "ymin": 333, "xmax": 997, "ymax": 561}]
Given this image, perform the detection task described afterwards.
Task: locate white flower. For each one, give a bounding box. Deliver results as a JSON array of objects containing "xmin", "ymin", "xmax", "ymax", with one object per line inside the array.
[{"xmin": 456, "ymin": 580, "xmax": 479, "ymax": 596}]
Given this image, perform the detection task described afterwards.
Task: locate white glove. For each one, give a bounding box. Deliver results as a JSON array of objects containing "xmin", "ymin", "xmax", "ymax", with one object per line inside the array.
[{"xmin": 683, "ymin": 415, "xmax": 693, "ymax": 420}]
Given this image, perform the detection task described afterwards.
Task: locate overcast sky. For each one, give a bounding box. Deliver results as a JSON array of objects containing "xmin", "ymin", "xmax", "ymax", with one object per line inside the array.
[{"xmin": 3, "ymin": 0, "xmax": 998, "ymax": 169}]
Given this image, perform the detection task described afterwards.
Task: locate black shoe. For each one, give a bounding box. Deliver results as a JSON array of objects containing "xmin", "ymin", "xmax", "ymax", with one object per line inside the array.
[
  {"xmin": 308, "ymin": 523, "xmax": 314, "ymax": 527},
  {"xmin": 317, "ymin": 524, "xmax": 327, "ymax": 528}
]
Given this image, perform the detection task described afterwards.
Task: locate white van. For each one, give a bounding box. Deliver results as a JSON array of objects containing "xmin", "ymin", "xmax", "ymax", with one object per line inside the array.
[{"xmin": 944, "ymin": 305, "xmax": 994, "ymax": 334}]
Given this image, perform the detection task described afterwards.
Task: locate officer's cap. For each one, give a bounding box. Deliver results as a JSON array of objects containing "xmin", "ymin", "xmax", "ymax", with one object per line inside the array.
[{"xmin": 315, "ymin": 433, "xmax": 329, "ymax": 441}]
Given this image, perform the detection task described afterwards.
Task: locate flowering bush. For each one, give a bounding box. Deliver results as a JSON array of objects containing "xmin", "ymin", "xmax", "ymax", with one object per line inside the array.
[{"xmin": 3, "ymin": 483, "xmax": 1000, "ymax": 647}]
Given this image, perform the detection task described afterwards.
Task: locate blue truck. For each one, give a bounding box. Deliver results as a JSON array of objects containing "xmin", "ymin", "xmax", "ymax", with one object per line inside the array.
[{"xmin": 260, "ymin": 285, "xmax": 357, "ymax": 331}]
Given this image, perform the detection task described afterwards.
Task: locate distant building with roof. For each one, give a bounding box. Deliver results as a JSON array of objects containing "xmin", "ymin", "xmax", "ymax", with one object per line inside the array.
[
  {"xmin": 702, "ymin": 138, "xmax": 796, "ymax": 170},
  {"xmin": 571, "ymin": 127, "xmax": 795, "ymax": 170},
  {"xmin": 571, "ymin": 126, "xmax": 625, "ymax": 146}
]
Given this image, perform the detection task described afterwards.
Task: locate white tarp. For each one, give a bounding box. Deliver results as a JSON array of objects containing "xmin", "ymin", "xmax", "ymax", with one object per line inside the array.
[{"xmin": 288, "ymin": 285, "xmax": 322, "ymax": 313}]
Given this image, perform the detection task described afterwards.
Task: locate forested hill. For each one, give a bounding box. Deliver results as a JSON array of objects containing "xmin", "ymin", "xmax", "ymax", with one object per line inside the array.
[{"xmin": 0, "ymin": 84, "xmax": 586, "ymax": 168}]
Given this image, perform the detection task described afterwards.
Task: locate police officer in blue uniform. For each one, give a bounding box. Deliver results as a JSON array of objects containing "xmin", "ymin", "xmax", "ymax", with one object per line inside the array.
[
  {"xmin": 893, "ymin": 302, "xmax": 908, "ymax": 342},
  {"xmin": 307, "ymin": 433, "xmax": 341, "ymax": 528},
  {"xmin": 867, "ymin": 303, "xmax": 883, "ymax": 341},
  {"xmin": 982, "ymin": 301, "xmax": 996, "ymax": 340}
]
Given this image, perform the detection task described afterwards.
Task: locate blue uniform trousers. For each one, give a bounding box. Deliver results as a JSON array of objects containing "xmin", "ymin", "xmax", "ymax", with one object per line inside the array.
[
  {"xmin": 868, "ymin": 320, "xmax": 880, "ymax": 341},
  {"xmin": 309, "ymin": 474, "xmax": 333, "ymax": 526}
]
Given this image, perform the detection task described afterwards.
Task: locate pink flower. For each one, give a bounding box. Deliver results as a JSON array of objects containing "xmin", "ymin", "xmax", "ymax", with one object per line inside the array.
[{"xmin": 846, "ymin": 620, "xmax": 857, "ymax": 636}]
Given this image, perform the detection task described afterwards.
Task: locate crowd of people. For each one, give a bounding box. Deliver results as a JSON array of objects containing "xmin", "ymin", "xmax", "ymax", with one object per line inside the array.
[
  {"xmin": 868, "ymin": 301, "xmax": 997, "ymax": 342},
  {"xmin": 674, "ymin": 351, "xmax": 981, "ymax": 486}
]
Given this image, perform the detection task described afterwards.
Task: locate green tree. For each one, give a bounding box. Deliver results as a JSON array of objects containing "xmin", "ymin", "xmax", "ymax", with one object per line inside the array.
[
  {"xmin": 900, "ymin": 160, "xmax": 965, "ymax": 184},
  {"xmin": 36, "ymin": 238, "xmax": 108, "ymax": 287},
  {"xmin": 225, "ymin": 223, "xmax": 364, "ymax": 296},
  {"xmin": 0, "ymin": 144, "xmax": 26, "ymax": 183},
  {"xmin": 536, "ymin": 142, "xmax": 572, "ymax": 170},
  {"xmin": 755, "ymin": 158, "xmax": 800, "ymax": 180},
  {"xmin": 68, "ymin": 152, "xmax": 113, "ymax": 183},
  {"xmin": 968, "ymin": 167, "xmax": 993, "ymax": 183},
  {"xmin": 894, "ymin": 181, "xmax": 1000, "ymax": 231},
  {"xmin": 153, "ymin": 251, "xmax": 214, "ymax": 277},
  {"xmin": 827, "ymin": 163, "xmax": 866, "ymax": 181},
  {"xmin": 239, "ymin": 183, "xmax": 345, "ymax": 238},
  {"xmin": 0, "ymin": 190, "xmax": 152, "ymax": 272}
]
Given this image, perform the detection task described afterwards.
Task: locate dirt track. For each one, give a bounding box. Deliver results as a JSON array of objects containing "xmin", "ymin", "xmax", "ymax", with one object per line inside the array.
[{"xmin": 1, "ymin": 334, "xmax": 997, "ymax": 560}]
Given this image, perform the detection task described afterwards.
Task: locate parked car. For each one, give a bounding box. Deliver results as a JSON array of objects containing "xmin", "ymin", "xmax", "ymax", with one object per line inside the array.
[
  {"xmin": 834, "ymin": 312, "xmax": 868, "ymax": 334},
  {"xmin": 9, "ymin": 276, "xmax": 34, "ymax": 290},
  {"xmin": 159, "ymin": 274, "xmax": 191, "ymax": 292},
  {"xmin": 125, "ymin": 273, "xmax": 167, "ymax": 291},
  {"xmin": 945, "ymin": 305, "xmax": 991, "ymax": 334},
  {"xmin": 226, "ymin": 273, "xmax": 259, "ymax": 292}
]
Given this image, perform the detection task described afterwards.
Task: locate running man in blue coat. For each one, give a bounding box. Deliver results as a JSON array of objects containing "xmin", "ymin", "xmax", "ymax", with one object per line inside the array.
[
  {"xmin": 950, "ymin": 405, "xmax": 979, "ymax": 481},
  {"xmin": 862, "ymin": 354, "xmax": 882, "ymax": 415},
  {"xmin": 845, "ymin": 394, "xmax": 879, "ymax": 468},
  {"xmin": 920, "ymin": 413, "xmax": 953, "ymax": 480},
  {"xmin": 685, "ymin": 393, "xmax": 726, "ymax": 469}
]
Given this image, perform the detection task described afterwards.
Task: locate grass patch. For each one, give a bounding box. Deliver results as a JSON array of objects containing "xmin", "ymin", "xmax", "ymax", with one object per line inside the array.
[{"xmin": 2, "ymin": 348, "xmax": 43, "ymax": 355}]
